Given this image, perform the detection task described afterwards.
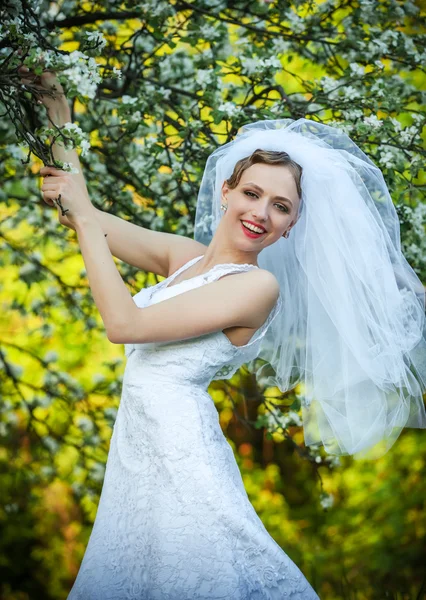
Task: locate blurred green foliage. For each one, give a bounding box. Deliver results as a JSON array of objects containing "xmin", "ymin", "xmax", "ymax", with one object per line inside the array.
[{"xmin": 1, "ymin": 0, "xmax": 425, "ymax": 598}]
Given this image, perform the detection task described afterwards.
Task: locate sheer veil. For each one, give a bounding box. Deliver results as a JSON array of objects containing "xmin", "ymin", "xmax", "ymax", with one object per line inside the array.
[{"xmin": 194, "ymin": 118, "xmax": 426, "ymax": 460}]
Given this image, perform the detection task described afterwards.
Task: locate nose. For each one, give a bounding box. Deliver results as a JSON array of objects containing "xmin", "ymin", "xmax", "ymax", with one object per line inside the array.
[{"xmin": 251, "ymin": 201, "xmax": 269, "ymax": 222}]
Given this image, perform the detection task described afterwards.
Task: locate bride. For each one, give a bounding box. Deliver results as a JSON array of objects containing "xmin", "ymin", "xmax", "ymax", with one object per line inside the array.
[{"xmin": 20, "ymin": 66, "xmax": 426, "ymax": 599}]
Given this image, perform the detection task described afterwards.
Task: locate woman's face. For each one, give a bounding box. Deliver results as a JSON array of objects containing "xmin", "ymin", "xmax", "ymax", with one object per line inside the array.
[{"xmin": 221, "ymin": 163, "xmax": 300, "ymax": 248}]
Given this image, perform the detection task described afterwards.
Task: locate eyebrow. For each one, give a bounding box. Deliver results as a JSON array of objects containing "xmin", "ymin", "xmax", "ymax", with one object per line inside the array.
[{"xmin": 242, "ymin": 182, "xmax": 293, "ymax": 207}]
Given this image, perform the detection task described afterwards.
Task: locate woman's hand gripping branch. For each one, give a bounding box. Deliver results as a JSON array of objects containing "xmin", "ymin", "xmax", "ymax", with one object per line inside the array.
[
  {"xmin": 18, "ymin": 62, "xmax": 92, "ymax": 229},
  {"xmin": 40, "ymin": 166, "xmax": 96, "ymax": 227}
]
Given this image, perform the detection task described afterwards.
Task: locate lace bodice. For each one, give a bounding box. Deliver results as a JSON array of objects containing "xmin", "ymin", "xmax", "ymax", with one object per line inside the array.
[
  {"xmin": 124, "ymin": 254, "xmax": 283, "ymax": 384},
  {"xmin": 67, "ymin": 255, "xmax": 319, "ymax": 600}
]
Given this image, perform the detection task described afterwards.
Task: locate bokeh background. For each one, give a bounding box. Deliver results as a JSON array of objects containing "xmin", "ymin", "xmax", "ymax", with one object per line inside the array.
[{"xmin": 1, "ymin": 1, "xmax": 425, "ymax": 598}]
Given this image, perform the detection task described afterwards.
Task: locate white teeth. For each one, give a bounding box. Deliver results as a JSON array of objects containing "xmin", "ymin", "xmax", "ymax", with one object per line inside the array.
[{"xmin": 242, "ymin": 221, "xmax": 265, "ymax": 234}]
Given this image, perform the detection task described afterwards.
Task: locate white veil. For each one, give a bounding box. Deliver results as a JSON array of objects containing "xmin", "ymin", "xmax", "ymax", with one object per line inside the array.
[{"xmin": 194, "ymin": 118, "xmax": 426, "ymax": 460}]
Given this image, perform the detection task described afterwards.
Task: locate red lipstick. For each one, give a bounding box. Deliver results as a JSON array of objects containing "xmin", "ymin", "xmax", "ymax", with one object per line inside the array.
[{"xmin": 240, "ymin": 220, "xmax": 267, "ymax": 239}]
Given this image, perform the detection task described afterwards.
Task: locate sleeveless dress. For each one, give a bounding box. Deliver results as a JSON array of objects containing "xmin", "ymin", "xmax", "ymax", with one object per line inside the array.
[{"xmin": 67, "ymin": 255, "xmax": 320, "ymax": 600}]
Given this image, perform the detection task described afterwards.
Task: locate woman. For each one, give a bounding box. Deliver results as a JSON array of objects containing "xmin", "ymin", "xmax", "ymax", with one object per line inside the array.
[{"xmin": 19, "ymin": 66, "xmax": 426, "ymax": 599}]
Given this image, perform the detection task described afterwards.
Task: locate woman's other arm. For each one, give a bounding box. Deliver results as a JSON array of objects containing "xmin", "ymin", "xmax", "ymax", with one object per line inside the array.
[{"xmin": 69, "ymin": 214, "xmax": 279, "ymax": 344}]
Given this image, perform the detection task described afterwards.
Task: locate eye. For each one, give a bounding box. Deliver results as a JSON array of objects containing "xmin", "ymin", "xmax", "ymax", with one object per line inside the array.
[{"xmin": 244, "ymin": 191, "xmax": 289, "ymax": 213}]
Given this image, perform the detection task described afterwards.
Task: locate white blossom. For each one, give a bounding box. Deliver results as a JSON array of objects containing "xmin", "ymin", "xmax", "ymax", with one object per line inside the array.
[
  {"xmin": 342, "ymin": 86, "xmax": 362, "ymax": 100},
  {"xmin": 130, "ymin": 111, "xmax": 142, "ymax": 123},
  {"xmin": 62, "ymin": 122, "xmax": 83, "ymax": 135},
  {"xmin": 284, "ymin": 10, "xmax": 305, "ymax": 33},
  {"xmin": 46, "ymin": 4, "xmax": 65, "ymax": 18},
  {"xmin": 122, "ymin": 95, "xmax": 138, "ymax": 105},
  {"xmin": 342, "ymin": 108, "xmax": 364, "ymax": 120},
  {"xmin": 349, "ymin": 62, "xmax": 365, "ymax": 76},
  {"xmin": 6, "ymin": 144, "xmax": 27, "ymax": 160},
  {"xmin": 379, "ymin": 150, "xmax": 395, "ymax": 169},
  {"xmin": 134, "ymin": 35, "xmax": 156, "ymax": 53},
  {"xmin": 325, "ymin": 455, "xmax": 342, "ymax": 467},
  {"xmin": 43, "ymin": 351, "xmax": 58, "ymax": 363},
  {"xmin": 381, "ymin": 30, "xmax": 399, "ymax": 46},
  {"xmin": 158, "ymin": 86, "xmax": 172, "ymax": 100},
  {"xmin": 85, "ymin": 30, "xmax": 107, "ymax": 50},
  {"xmin": 218, "ymin": 101, "xmax": 239, "ymax": 117},
  {"xmin": 272, "ymin": 39, "xmax": 292, "ymax": 54},
  {"xmin": 327, "ymin": 120, "xmax": 354, "ymax": 135},
  {"xmin": 369, "ymin": 39, "xmax": 389, "ymax": 54},
  {"xmin": 390, "ymin": 117, "xmax": 402, "ymax": 131},
  {"xmin": 91, "ymin": 462, "xmax": 106, "ymax": 482},
  {"xmin": 320, "ymin": 493, "xmax": 335, "ymax": 509},
  {"xmin": 399, "ymin": 126, "xmax": 418, "ymax": 144},
  {"xmin": 263, "ymin": 57, "xmax": 282, "ymax": 70},
  {"xmin": 80, "ymin": 139, "xmax": 91, "ymax": 156},
  {"xmin": 306, "ymin": 103, "xmax": 323, "ymax": 113},
  {"xmin": 61, "ymin": 162, "xmax": 79, "ymax": 174},
  {"xmin": 242, "ymin": 57, "xmax": 263, "ymax": 76},
  {"xmin": 76, "ymin": 416, "xmax": 93, "ymax": 432},
  {"xmin": 321, "ymin": 76, "xmax": 339, "ymax": 93},
  {"xmin": 19, "ymin": 262, "xmax": 37, "ymax": 276},
  {"xmin": 288, "ymin": 410, "xmax": 302, "ymax": 426},
  {"xmin": 363, "ymin": 115, "xmax": 383, "ymax": 129},
  {"xmin": 370, "ymin": 81, "xmax": 385, "ymax": 97},
  {"xmin": 195, "ymin": 69, "xmax": 214, "ymax": 88},
  {"xmin": 199, "ymin": 24, "xmax": 221, "ymax": 40}
]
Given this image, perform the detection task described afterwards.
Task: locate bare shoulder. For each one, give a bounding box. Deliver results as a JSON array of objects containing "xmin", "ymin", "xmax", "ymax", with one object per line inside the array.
[
  {"xmin": 255, "ymin": 268, "xmax": 280, "ymax": 302},
  {"xmin": 249, "ymin": 268, "xmax": 280, "ymax": 317},
  {"xmin": 217, "ymin": 267, "xmax": 280, "ymax": 329},
  {"xmin": 167, "ymin": 236, "xmax": 208, "ymax": 277},
  {"xmin": 236, "ymin": 268, "xmax": 280, "ymax": 306}
]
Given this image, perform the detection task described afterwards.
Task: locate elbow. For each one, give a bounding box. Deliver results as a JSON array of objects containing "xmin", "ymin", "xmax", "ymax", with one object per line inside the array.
[
  {"xmin": 106, "ymin": 328, "xmax": 120, "ymax": 344},
  {"xmin": 106, "ymin": 308, "xmax": 145, "ymax": 345},
  {"xmin": 106, "ymin": 323, "xmax": 128, "ymax": 345},
  {"xmin": 106, "ymin": 318, "xmax": 144, "ymax": 345}
]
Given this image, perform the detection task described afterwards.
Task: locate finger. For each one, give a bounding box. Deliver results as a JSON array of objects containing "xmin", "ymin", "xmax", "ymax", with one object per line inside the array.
[
  {"xmin": 40, "ymin": 166, "xmax": 66, "ymax": 176},
  {"xmin": 41, "ymin": 182, "xmax": 58, "ymax": 191},
  {"xmin": 43, "ymin": 192, "xmax": 69, "ymax": 216},
  {"xmin": 41, "ymin": 192, "xmax": 57, "ymax": 207},
  {"xmin": 40, "ymin": 166, "xmax": 66, "ymax": 174},
  {"xmin": 19, "ymin": 70, "xmax": 39, "ymax": 83},
  {"xmin": 42, "ymin": 196, "xmax": 56, "ymax": 207},
  {"xmin": 43, "ymin": 190, "xmax": 63, "ymax": 201},
  {"xmin": 19, "ymin": 73, "xmax": 36, "ymax": 85}
]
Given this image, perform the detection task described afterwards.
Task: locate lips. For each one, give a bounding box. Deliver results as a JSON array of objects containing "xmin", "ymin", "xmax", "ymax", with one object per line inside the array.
[
  {"xmin": 241, "ymin": 220, "xmax": 267, "ymax": 233},
  {"xmin": 240, "ymin": 221, "xmax": 266, "ymax": 239}
]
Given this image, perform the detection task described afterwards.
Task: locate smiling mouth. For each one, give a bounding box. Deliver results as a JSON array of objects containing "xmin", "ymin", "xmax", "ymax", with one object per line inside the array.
[{"xmin": 240, "ymin": 221, "xmax": 267, "ymax": 237}]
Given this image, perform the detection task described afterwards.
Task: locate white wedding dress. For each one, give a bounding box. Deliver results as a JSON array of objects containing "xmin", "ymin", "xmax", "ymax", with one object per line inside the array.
[{"xmin": 67, "ymin": 255, "xmax": 320, "ymax": 600}]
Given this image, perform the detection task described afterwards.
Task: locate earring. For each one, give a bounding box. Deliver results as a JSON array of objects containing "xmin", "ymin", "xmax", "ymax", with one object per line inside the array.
[
  {"xmin": 283, "ymin": 230, "xmax": 290, "ymax": 238},
  {"xmin": 221, "ymin": 196, "xmax": 228, "ymax": 212}
]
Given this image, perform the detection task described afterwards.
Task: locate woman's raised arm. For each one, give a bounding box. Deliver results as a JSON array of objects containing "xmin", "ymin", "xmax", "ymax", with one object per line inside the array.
[
  {"xmin": 21, "ymin": 66, "xmax": 206, "ymax": 277},
  {"xmin": 18, "ymin": 66, "xmax": 90, "ymax": 206}
]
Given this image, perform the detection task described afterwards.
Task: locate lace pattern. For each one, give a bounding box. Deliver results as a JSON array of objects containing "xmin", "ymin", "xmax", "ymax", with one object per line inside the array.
[{"xmin": 67, "ymin": 257, "xmax": 319, "ymax": 600}]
